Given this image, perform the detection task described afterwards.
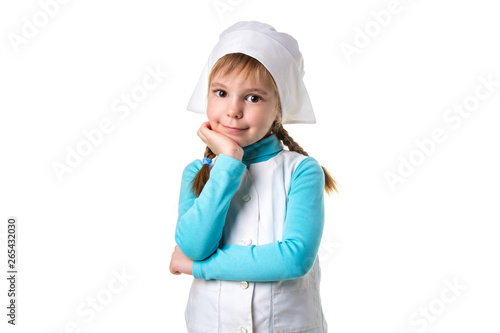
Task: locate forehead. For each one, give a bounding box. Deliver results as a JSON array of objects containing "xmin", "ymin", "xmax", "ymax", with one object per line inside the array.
[{"xmin": 211, "ymin": 67, "xmax": 274, "ymax": 89}]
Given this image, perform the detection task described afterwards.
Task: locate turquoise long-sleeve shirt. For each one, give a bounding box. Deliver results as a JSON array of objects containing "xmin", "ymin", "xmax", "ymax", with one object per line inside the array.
[{"xmin": 175, "ymin": 134, "xmax": 325, "ymax": 281}]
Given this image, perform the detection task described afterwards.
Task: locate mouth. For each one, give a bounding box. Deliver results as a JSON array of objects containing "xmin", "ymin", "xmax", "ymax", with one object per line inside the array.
[{"xmin": 221, "ymin": 125, "xmax": 248, "ymax": 133}]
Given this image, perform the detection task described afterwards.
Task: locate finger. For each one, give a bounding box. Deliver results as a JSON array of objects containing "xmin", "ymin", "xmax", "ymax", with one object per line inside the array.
[
  {"xmin": 201, "ymin": 121, "xmax": 214, "ymax": 133},
  {"xmin": 197, "ymin": 129, "xmax": 207, "ymax": 144},
  {"xmin": 169, "ymin": 261, "xmax": 180, "ymax": 275},
  {"xmin": 198, "ymin": 123, "xmax": 211, "ymax": 135},
  {"xmin": 199, "ymin": 121, "xmax": 210, "ymax": 131},
  {"xmin": 197, "ymin": 126, "xmax": 206, "ymax": 138},
  {"xmin": 198, "ymin": 126, "xmax": 213, "ymax": 145}
]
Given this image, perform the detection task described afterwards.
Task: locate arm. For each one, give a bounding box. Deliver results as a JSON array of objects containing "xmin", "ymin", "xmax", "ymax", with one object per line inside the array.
[
  {"xmin": 192, "ymin": 157, "xmax": 325, "ymax": 281},
  {"xmin": 175, "ymin": 154, "xmax": 246, "ymax": 261}
]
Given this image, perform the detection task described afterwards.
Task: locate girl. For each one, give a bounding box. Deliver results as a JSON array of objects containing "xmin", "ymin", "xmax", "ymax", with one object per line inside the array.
[{"xmin": 170, "ymin": 21, "xmax": 338, "ymax": 333}]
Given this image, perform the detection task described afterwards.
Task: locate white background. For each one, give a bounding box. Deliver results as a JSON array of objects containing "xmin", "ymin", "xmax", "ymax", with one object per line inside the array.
[{"xmin": 1, "ymin": 0, "xmax": 499, "ymax": 332}]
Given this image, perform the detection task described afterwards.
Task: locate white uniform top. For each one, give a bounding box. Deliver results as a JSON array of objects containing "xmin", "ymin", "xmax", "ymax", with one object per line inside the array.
[{"xmin": 177, "ymin": 136, "xmax": 327, "ymax": 333}]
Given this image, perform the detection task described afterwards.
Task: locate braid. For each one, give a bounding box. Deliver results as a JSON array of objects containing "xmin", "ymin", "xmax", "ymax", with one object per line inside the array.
[
  {"xmin": 190, "ymin": 146, "xmax": 216, "ymax": 197},
  {"xmin": 272, "ymin": 121, "xmax": 309, "ymax": 157},
  {"xmin": 204, "ymin": 145, "xmax": 217, "ymax": 160},
  {"xmin": 272, "ymin": 121, "xmax": 339, "ymax": 196}
]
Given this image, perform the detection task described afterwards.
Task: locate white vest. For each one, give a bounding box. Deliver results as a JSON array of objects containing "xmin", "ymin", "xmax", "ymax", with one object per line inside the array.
[{"xmin": 185, "ymin": 150, "xmax": 327, "ymax": 333}]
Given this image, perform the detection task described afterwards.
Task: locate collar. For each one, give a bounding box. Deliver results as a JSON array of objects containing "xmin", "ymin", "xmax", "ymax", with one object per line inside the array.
[{"xmin": 242, "ymin": 134, "xmax": 284, "ymax": 167}]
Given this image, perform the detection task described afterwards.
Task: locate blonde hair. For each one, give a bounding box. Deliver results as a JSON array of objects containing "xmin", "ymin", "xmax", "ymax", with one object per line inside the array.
[{"xmin": 190, "ymin": 53, "xmax": 338, "ymax": 197}]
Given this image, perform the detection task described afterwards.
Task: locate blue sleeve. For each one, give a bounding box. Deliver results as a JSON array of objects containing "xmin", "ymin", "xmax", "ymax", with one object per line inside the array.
[
  {"xmin": 192, "ymin": 156, "xmax": 325, "ymax": 281},
  {"xmin": 175, "ymin": 154, "xmax": 246, "ymax": 261}
]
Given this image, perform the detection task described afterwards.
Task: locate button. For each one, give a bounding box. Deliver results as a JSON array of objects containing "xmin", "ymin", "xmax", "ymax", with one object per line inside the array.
[
  {"xmin": 240, "ymin": 281, "xmax": 249, "ymax": 289},
  {"xmin": 243, "ymin": 238, "xmax": 252, "ymax": 246},
  {"xmin": 242, "ymin": 194, "xmax": 251, "ymax": 202},
  {"xmin": 239, "ymin": 327, "xmax": 248, "ymax": 333}
]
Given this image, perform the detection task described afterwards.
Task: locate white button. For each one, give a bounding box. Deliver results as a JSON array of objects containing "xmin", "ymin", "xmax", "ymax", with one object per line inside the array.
[
  {"xmin": 239, "ymin": 327, "xmax": 248, "ymax": 333},
  {"xmin": 242, "ymin": 194, "xmax": 251, "ymax": 202},
  {"xmin": 243, "ymin": 238, "xmax": 252, "ymax": 246},
  {"xmin": 240, "ymin": 281, "xmax": 249, "ymax": 289}
]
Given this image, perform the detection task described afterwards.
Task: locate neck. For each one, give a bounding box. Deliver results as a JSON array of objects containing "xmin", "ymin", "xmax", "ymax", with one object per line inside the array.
[{"xmin": 241, "ymin": 134, "xmax": 284, "ymax": 168}]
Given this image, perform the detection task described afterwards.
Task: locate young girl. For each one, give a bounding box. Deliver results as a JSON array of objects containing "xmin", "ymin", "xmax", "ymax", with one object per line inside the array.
[{"xmin": 169, "ymin": 21, "xmax": 338, "ymax": 333}]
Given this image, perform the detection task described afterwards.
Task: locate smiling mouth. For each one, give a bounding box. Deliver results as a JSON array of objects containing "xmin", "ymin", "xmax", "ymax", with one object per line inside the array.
[{"xmin": 221, "ymin": 125, "xmax": 248, "ymax": 133}]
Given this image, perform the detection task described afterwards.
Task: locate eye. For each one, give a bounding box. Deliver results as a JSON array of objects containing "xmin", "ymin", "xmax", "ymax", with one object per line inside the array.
[
  {"xmin": 214, "ymin": 90, "xmax": 227, "ymax": 98},
  {"xmin": 246, "ymin": 95, "xmax": 262, "ymax": 103}
]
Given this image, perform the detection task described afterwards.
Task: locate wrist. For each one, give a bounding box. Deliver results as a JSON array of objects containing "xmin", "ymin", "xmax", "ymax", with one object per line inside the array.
[{"xmin": 223, "ymin": 148, "xmax": 243, "ymax": 162}]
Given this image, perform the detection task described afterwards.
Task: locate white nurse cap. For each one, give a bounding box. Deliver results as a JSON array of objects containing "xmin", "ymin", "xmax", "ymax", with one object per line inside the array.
[{"xmin": 186, "ymin": 21, "xmax": 316, "ymax": 125}]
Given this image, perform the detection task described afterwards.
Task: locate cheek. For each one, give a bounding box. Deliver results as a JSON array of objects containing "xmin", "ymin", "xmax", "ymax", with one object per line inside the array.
[
  {"xmin": 261, "ymin": 109, "xmax": 278, "ymax": 129},
  {"xmin": 205, "ymin": 110, "xmax": 220, "ymax": 132},
  {"xmin": 248, "ymin": 111, "xmax": 271, "ymax": 128},
  {"xmin": 206, "ymin": 104, "xmax": 217, "ymax": 123}
]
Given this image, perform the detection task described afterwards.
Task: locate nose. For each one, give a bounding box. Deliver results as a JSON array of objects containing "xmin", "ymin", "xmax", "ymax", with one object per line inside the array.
[{"xmin": 226, "ymin": 97, "xmax": 243, "ymax": 119}]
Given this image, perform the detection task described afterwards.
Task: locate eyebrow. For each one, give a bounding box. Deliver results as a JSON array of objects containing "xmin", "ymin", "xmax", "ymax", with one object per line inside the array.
[{"xmin": 210, "ymin": 81, "xmax": 270, "ymax": 96}]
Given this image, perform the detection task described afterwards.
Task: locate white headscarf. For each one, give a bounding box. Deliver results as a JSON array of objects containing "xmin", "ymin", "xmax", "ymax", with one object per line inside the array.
[{"xmin": 186, "ymin": 21, "xmax": 316, "ymax": 125}]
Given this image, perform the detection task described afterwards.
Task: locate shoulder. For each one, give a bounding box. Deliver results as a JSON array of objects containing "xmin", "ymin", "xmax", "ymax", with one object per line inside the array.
[
  {"xmin": 272, "ymin": 151, "xmax": 324, "ymax": 187},
  {"xmin": 284, "ymin": 154, "xmax": 325, "ymax": 200},
  {"xmin": 292, "ymin": 155, "xmax": 325, "ymax": 186},
  {"xmin": 277, "ymin": 151, "xmax": 322, "ymax": 175},
  {"xmin": 275, "ymin": 149, "xmax": 308, "ymax": 169}
]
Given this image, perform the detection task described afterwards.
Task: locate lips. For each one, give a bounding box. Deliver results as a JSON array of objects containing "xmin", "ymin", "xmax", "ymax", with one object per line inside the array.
[{"xmin": 221, "ymin": 125, "xmax": 248, "ymax": 133}]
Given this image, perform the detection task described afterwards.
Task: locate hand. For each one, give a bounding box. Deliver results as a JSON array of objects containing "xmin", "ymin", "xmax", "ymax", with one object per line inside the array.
[
  {"xmin": 169, "ymin": 245, "xmax": 194, "ymax": 276},
  {"xmin": 197, "ymin": 121, "xmax": 244, "ymax": 161}
]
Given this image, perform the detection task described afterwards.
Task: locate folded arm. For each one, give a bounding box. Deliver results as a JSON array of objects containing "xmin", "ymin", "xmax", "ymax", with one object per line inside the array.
[
  {"xmin": 175, "ymin": 154, "xmax": 246, "ymax": 261},
  {"xmin": 192, "ymin": 157, "xmax": 325, "ymax": 281}
]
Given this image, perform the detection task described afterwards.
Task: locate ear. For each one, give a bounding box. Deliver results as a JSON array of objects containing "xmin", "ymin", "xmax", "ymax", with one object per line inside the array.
[
  {"xmin": 270, "ymin": 118, "xmax": 281, "ymax": 135},
  {"xmin": 275, "ymin": 111, "xmax": 282, "ymax": 123}
]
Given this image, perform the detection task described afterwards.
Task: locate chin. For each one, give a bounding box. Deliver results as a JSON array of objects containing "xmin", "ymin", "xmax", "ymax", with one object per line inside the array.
[{"xmin": 235, "ymin": 138, "xmax": 250, "ymax": 147}]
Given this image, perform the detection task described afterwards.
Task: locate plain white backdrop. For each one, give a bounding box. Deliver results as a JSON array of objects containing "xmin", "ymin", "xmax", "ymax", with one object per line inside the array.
[{"xmin": 1, "ymin": 0, "xmax": 499, "ymax": 332}]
